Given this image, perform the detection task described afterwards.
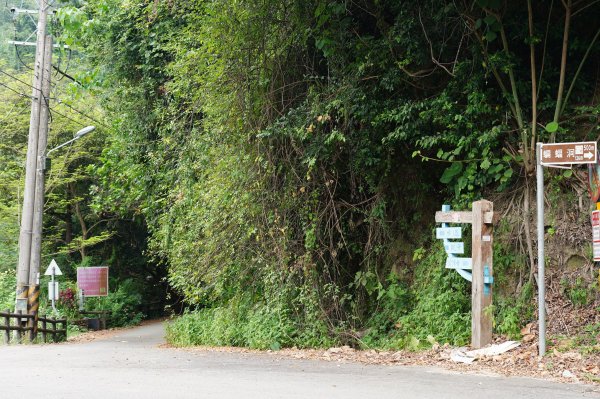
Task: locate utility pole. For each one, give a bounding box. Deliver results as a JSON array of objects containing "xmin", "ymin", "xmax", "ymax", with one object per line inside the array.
[
  {"xmin": 14, "ymin": 0, "xmax": 51, "ymax": 318},
  {"xmin": 28, "ymin": 33, "xmax": 53, "ymax": 320}
]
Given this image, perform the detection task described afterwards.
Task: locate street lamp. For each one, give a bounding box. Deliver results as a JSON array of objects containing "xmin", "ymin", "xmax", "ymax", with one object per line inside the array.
[
  {"xmin": 22, "ymin": 125, "xmax": 96, "ymax": 316},
  {"xmin": 46, "ymin": 125, "xmax": 96, "ymax": 159}
]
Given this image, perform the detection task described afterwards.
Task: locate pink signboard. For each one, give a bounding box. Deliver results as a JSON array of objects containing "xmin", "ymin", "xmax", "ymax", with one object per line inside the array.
[
  {"xmin": 592, "ymin": 211, "xmax": 600, "ymax": 262},
  {"xmin": 77, "ymin": 267, "xmax": 109, "ymax": 297}
]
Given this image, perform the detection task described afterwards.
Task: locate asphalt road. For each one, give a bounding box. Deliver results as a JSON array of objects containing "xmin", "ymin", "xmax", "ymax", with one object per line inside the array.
[{"xmin": 0, "ymin": 321, "xmax": 598, "ymax": 398}]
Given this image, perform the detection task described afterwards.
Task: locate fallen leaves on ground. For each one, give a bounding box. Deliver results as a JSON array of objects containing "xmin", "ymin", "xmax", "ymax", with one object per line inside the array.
[{"xmin": 173, "ymin": 336, "xmax": 600, "ymax": 386}]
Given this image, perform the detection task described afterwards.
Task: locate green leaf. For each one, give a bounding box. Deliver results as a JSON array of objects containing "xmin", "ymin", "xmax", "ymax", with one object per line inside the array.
[
  {"xmin": 440, "ymin": 162, "xmax": 463, "ymax": 184},
  {"xmin": 563, "ymin": 169, "xmax": 573, "ymax": 178},
  {"xmin": 484, "ymin": 15, "xmax": 496, "ymax": 25},
  {"xmin": 480, "ymin": 158, "xmax": 491, "ymax": 170},
  {"xmin": 475, "ymin": 19, "xmax": 483, "ymax": 29},
  {"xmin": 488, "ymin": 0, "xmax": 502, "ymax": 9},
  {"xmin": 545, "ymin": 121, "xmax": 559, "ymax": 133},
  {"xmin": 485, "ymin": 31, "xmax": 497, "ymax": 41}
]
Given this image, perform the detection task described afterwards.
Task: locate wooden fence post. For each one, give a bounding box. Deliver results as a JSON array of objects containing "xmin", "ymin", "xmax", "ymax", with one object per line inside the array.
[
  {"xmin": 471, "ymin": 200, "xmax": 494, "ymax": 348},
  {"xmin": 51, "ymin": 317, "xmax": 57, "ymax": 342},
  {"xmin": 42, "ymin": 318, "xmax": 47, "ymax": 343},
  {"xmin": 16, "ymin": 310, "xmax": 22, "ymax": 343},
  {"xmin": 3, "ymin": 309, "xmax": 9, "ymax": 344},
  {"xmin": 62, "ymin": 319, "xmax": 67, "ymax": 341},
  {"xmin": 29, "ymin": 314, "xmax": 35, "ymax": 342}
]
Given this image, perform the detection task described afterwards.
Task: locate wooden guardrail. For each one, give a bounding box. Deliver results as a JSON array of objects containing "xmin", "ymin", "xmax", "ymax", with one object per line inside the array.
[{"xmin": 0, "ymin": 309, "xmax": 67, "ymax": 344}]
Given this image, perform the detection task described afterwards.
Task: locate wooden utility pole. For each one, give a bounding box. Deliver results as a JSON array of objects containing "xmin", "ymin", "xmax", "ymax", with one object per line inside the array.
[
  {"xmin": 14, "ymin": 1, "xmax": 51, "ymax": 317},
  {"xmin": 28, "ymin": 33, "xmax": 53, "ymax": 319}
]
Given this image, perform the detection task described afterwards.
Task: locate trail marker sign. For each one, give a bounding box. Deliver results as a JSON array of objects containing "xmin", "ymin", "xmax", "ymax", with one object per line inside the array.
[
  {"xmin": 435, "ymin": 227, "xmax": 462, "ymax": 239},
  {"xmin": 435, "ymin": 201, "xmax": 497, "ymax": 349},
  {"xmin": 592, "ymin": 211, "xmax": 600, "ymax": 261},
  {"xmin": 445, "ymin": 257, "xmax": 473, "ymax": 270},
  {"xmin": 77, "ymin": 267, "xmax": 109, "ymax": 297},
  {"xmin": 540, "ymin": 141, "xmax": 597, "ymax": 165},
  {"xmin": 443, "ymin": 241, "xmax": 464, "ymax": 254}
]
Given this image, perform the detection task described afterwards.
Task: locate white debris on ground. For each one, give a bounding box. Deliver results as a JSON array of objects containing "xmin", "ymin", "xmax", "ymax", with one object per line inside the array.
[{"xmin": 450, "ymin": 341, "xmax": 521, "ymax": 364}]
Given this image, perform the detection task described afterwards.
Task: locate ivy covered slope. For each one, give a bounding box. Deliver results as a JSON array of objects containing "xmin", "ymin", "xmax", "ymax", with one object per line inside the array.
[{"xmin": 59, "ymin": 0, "xmax": 600, "ymax": 349}]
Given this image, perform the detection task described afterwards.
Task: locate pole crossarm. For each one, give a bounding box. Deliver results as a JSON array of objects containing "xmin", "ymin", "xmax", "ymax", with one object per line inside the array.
[
  {"xmin": 9, "ymin": 40, "xmax": 69, "ymax": 49},
  {"xmin": 435, "ymin": 211, "xmax": 499, "ymax": 225}
]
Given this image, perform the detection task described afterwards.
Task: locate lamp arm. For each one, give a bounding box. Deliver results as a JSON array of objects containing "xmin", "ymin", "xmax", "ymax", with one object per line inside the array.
[{"xmin": 46, "ymin": 137, "xmax": 78, "ymax": 156}]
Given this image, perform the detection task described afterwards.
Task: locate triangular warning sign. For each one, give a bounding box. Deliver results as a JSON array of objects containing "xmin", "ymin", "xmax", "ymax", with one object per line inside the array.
[{"xmin": 44, "ymin": 259, "xmax": 62, "ymax": 276}]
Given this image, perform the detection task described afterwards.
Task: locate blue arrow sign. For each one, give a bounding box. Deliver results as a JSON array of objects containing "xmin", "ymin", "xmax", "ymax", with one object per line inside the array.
[
  {"xmin": 445, "ymin": 257, "xmax": 472, "ymax": 270},
  {"xmin": 436, "ymin": 227, "xmax": 462, "ymax": 239},
  {"xmin": 438, "ymin": 205, "xmax": 472, "ymax": 283},
  {"xmin": 443, "ymin": 241, "xmax": 464, "ymax": 254}
]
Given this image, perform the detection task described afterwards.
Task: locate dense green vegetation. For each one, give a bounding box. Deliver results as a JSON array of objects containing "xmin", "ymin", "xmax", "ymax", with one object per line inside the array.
[{"xmin": 1, "ymin": 0, "xmax": 599, "ymax": 347}]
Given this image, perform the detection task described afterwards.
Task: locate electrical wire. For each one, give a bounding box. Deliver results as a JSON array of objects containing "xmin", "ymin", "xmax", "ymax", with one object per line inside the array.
[
  {"xmin": 6, "ymin": 5, "xmax": 108, "ymax": 132},
  {"xmin": 14, "ymin": 43, "xmax": 34, "ymax": 71},
  {"xmin": 0, "ymin": 68, "xmax": 40, "ymax": 93},
  {"xmin": 0, "ymin": 104, "xmax": 30, "ymax": 124},
  {"xmin": 54, "ymin": 50, "xmax": 72, "ymax": 82},
  {"xmin": 48, "ymin": 107, "xmax": 88, "ymax": 128},
  {"xmin": 57, "ymin": 101, "xmax": 109, "ymax": 128},
  {"xmin": 0, "ymin": 79, "xmax": 31, "ymax": 98},
  {"xmin": 0, "ymin": 69, "xmax": 106, "ymax": 129},
  {"xmin": 52, "ymin": 65, "xmax": 81, "ymax": 85}
]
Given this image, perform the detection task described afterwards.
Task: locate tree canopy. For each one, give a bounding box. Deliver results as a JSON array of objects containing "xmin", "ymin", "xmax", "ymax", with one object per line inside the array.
[{"xmin": 2, "ymin": 0, "xmax": 599, "ymax": 347}]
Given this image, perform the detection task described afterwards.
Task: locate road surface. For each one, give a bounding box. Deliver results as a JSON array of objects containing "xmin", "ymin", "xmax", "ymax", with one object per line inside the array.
[{"xmin": 0, "ymin": 321, "xmax": 598, "ymax": 398}]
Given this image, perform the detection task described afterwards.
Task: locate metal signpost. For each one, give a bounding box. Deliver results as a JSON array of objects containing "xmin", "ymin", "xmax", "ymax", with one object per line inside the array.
[
  {"xmin": 44, "ymin": 259, "xmax": 62, "ymax": 311},
  {"xmin": 536, "ymin": 141, "xmax": 597, "ymax": 356},
  {"xmin": 435, "ymin": 201, "xmax": 496, "ymax": 348}
]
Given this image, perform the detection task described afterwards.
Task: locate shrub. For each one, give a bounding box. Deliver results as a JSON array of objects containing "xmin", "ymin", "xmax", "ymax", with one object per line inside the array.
[
  {"xmin": 363, "ymin": 243, "xmax": 471, "ymax": 349},
  {"xmin": 0, "ymin": 270, "xmax": 15, "ymax": 310},
  {"xmin": 85, "ymin": 278, "xmax": 145, "ymax": 327}
]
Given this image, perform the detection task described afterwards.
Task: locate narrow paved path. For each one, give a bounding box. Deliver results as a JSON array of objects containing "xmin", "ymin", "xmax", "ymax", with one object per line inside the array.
[{"xmin": 0, "ymin": 321, "xmax": 598, "ymax": 398}]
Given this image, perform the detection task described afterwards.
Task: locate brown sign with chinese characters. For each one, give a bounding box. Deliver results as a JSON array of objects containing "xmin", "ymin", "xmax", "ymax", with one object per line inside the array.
[
  {"xmin": 540, "ymin": 141, "xmax": 597, "ymax": 165},
  {"xmin": 77, "ymin": 267, "xmax": 109, "ymax": 297}
]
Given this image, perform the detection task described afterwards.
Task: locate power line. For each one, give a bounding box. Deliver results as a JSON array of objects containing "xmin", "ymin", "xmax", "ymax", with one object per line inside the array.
[
  {"xmin": 0, "ymin": 104, "xmax": 30, "ymax": 124},
  {"xmin": 1, "ymin": 68, "xmax": 107, "ymax": 129},
  {"xmin": 0, "ymin": 68, "xmax": 39, "ymax": 92},
  {"xmin": 52, "ymin": 65, "xmax": 81, "ymax": 85},
  {"xmin": 48, "ymin": 106, "xmax": 88, "ymax": 128},
  {"xmin": 14, "ymin": 43, "xmax": 33, "ymax": 71},
  {"xmin": 57, "ymin": 101, "xmax": 109, "ymax": 129},
  {"xmin": 0, "ymin": 79, "xmax": 31, "ymax": 98},
  {"xmin": 54, "ymin": 50, "xmax": 73, "ymax": 82}
]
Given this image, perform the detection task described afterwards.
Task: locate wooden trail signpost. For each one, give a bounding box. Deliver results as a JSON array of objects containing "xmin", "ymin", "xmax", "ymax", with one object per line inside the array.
[{"xmin": 435, "ymin": 200, "xmax": 497, "ymax": 348}]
